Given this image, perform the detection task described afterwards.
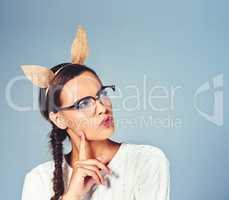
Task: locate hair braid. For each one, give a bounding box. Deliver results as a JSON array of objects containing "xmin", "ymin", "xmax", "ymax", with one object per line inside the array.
[{"xmin": 49, "ymin": 125, "xmax": 67, "ymax": 200}]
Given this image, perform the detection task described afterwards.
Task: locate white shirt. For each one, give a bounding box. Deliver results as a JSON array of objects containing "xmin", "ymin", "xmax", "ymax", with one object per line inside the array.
[{"xmin": 21, "ymin": 142, "xmax": 170, "ymax": 200}]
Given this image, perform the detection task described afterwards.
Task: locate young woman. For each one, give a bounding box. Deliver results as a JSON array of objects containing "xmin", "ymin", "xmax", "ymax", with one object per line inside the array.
[{"xmin": 21, "ymin": 27, "xmax": 170, "ymax": 200}]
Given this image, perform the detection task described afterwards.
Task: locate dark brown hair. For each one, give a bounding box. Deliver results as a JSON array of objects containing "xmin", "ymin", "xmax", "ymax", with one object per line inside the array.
[{"xmin": 38, "ymin": 63, "xmax": 101, "ymax": 200}]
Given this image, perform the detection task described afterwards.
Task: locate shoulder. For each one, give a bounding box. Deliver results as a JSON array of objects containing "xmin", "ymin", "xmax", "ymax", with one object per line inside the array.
[
  {"xmin": 124, "ymin": 143, "xmax": 170, "ymax": 172},
  {"xmin": 22, "ymin": 160, "xmax": 55, "ymax": 199},
  {"xmin": 23, "ymin": 160, "xmax": 55, "ymax": 185},
  {"xmin": 125, "ymin": 143, "xmax": 169, "ymax": 163},
  {"xmin": 26, "ymin": 159, "xmax": 54, "ymax": 176}
]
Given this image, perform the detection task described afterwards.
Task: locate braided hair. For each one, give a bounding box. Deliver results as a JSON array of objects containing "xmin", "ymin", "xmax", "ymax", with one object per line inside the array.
[{"xmin": 38, "ymin": 63, "xmax": 100, "ymax": 200}]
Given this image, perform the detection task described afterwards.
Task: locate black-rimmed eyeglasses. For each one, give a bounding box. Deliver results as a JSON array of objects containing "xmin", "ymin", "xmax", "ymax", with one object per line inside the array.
[{"xmin": 54, "ymin": 85, "xmax": 115, "ymax": 116}]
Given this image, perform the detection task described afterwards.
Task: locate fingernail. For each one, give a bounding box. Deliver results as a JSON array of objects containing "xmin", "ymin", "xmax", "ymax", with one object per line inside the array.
[
  {"xmin": 78, "ymin": 131, "xmax": 82, "ymax": 137},
  {"xmin": 80, "ymin": 132, "xmax": 85, "ymax": 140}
]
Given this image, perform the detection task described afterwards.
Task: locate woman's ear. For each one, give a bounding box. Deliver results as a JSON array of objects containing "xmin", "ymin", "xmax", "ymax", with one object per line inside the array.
[{"xmin": 49, "ymin": 111, "xmax": 67, "ymax": 130}]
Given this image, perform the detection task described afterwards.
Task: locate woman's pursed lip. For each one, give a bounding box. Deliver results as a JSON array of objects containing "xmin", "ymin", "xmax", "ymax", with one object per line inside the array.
[{"xmin": 100, "ymin": 116, "xmax": 113, "ymax": 126}]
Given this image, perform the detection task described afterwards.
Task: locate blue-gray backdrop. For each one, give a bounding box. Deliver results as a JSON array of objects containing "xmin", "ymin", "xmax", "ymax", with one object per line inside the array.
[{"xmin": 0, "ymin": 0, "xmax": 228, "ymax": 200}]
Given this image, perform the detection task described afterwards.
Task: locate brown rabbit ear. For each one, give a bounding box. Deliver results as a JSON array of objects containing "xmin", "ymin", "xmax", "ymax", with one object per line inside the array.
[
  {"xmin": 71, "ymin": 25, "xmax": 89, "ymax": 64},
  {"xmin": 21, "ymin": 65, "xmax": 55, "ymax": 88}
]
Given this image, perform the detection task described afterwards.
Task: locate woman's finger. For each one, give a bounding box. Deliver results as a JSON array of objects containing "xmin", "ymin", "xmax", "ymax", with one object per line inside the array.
[
  {"xmin": 75, "ymin": 163, "xmax": 105, "ymax": 185},
  {"xmin": 78, "ymin": 130, "xmax": 94, "ymax": 161},
  {"xmin": 77, "ymin": 166, "xmax": 102, "ymax": 185},
  {"xmin": 78, "ymin": 131, "xmax": 87, "ymax": 160},
  {"xmin": 74, "ymin": 159, "xmax": 112, "ymax": 175}
]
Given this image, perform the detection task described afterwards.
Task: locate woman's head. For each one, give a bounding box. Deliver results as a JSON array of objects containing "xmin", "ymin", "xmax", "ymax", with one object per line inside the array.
[
  {"xmin": 39, "ymin": 63, "xmax": 115, "ymax": 140},
  {"xmin": 38, "ymin": 63, "xmax": 115, "ymax": 200}
]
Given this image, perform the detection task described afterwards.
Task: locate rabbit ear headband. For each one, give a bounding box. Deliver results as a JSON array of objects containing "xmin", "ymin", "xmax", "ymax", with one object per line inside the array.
[{"xmin": 20, "ymin": 25, "xmax": 89, "ymax": 96}]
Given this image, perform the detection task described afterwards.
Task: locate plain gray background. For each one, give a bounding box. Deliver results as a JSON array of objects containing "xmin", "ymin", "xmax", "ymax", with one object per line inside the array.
[{"xmin": 0, "ymin": 0, "xmax": 228, "ymax": 199}]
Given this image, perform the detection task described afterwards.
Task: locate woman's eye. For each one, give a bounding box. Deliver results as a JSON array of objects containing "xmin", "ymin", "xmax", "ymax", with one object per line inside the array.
[{"xmin": 78, "ymin": 99, "xmax": 91, "ymax": 109}]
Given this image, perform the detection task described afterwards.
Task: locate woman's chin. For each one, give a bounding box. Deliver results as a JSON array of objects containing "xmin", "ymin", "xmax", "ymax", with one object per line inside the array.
[{"xmin": 102, "ymin": 125, "xmax": 115, "ymax": 135}]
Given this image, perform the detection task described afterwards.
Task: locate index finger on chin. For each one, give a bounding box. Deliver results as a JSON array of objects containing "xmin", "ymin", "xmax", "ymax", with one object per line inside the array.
[{"xmin": 79, "ymin": 131, "xmax": 87, "ymax": 160}]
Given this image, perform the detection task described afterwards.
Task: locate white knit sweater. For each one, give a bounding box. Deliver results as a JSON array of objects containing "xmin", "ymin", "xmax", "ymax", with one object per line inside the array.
[{"xmin": 21, "ymin": 142, "xmax": 170, "ymax": 200}]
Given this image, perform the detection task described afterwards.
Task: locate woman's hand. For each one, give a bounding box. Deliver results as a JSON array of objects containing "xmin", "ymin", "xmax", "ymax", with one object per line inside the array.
[{"xmin": 62, "ymin": 131, "xmax": 112, "ymax": 200}]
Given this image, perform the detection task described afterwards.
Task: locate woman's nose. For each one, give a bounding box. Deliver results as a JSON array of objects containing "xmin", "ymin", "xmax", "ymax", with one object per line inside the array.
[{"xmin": 95, "ymin": 99, "xmax": 106, "ymax": 115}]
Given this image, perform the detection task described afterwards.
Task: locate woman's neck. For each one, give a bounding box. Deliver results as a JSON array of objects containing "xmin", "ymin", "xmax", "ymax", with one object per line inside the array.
[{"xmin": 65, "ymin": 139, "xmax": 121, "ymax": 168}]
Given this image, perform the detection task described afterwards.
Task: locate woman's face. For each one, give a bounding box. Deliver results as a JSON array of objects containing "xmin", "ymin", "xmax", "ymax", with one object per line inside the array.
[{"xmin": 57, "ymin": 71, "xmax": 115, "ymax": 141}]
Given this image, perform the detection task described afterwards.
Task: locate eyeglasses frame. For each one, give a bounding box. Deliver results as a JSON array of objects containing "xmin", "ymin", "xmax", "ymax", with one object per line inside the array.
[{"xmin": 54, "ymin": 84, "xmax": 115, "ymax": 112}]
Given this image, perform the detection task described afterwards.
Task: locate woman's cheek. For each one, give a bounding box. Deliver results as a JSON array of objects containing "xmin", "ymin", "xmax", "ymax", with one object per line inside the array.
[{"xmin": 66, "ymin": 112, "xmax": 85, "ymax": 128}]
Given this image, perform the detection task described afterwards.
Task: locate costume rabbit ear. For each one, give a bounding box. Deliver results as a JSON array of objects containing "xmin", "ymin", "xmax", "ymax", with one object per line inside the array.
[
  {"xmin": 20, "ymin": 65, "xmax": 55, "ymax": 88},
  {"xmin": 71, "ymin": 25, "xmax": 89, "ymax": 64}
]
